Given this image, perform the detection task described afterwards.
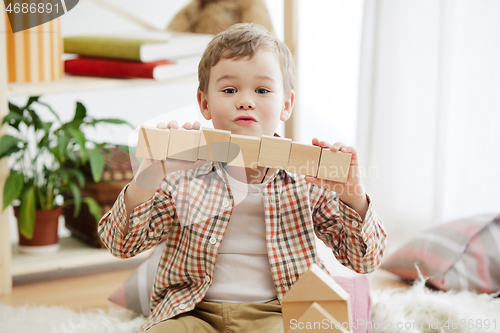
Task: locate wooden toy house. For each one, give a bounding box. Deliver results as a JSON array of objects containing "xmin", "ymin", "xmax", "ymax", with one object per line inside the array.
[{"xmin": 282, "ymin": 264, "xmax": 352, "ymax": 333}]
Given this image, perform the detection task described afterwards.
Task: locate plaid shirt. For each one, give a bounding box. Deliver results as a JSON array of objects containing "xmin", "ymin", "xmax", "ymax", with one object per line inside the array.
[{"xmin": 98, "ymin": 161, "xmax": 386, "ymax": 332}]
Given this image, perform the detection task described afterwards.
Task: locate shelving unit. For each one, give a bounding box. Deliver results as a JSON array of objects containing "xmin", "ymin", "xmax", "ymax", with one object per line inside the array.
[
  {"xmin": 0, "ymin": 70, "xmax": 198, "ymax": 293},
  {"xmin": 11, "ymin": 237, "xmax": 152, "ymax": 276},
  {"xmin": 7, "ymin": 73, "xmax": 197, "ymax": 97},
  {"xmin": 0, "ymin": 0, "xmax": 298, "ymax": 295}
]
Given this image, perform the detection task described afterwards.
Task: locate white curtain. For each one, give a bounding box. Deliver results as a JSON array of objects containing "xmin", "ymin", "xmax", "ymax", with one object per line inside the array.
[{"xmin": 357, "ymin": 0, "xmax": 500, "ymax": 246}]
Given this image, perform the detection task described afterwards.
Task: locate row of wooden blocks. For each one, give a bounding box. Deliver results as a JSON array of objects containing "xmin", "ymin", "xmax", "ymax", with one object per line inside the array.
[{"xmin": 136, "ymin": 127, "xmax": 352, "ymax": 183}]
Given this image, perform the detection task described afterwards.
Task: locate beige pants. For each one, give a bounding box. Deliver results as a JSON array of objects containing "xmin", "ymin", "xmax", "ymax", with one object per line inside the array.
[{"xmin": 146, "ymin": 299, "xmax": 283, "ymax": 333}]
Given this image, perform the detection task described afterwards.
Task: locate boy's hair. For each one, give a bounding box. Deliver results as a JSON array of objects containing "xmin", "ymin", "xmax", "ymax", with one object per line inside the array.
[{"xmin": 198, "ymin": 23, "xmax": 294, "ymax": 96}]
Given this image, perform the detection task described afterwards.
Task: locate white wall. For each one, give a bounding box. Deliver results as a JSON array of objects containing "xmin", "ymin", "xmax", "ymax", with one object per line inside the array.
[
  {"xmin": 297, "ymin": 0, "xmax": 363, "ymax": 145},
  {"xmin": 357, "ymin": 0, "xmax": 500, "ymax": 247}
]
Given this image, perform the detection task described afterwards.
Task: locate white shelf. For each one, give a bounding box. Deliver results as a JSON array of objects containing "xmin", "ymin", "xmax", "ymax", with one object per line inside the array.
[
  {"xmin": 7, "ymin": 73, "xmax": 198, "ymax": 97},
  {"xmin": 12, "ymin": 236, "xmax": 152, "ymax": 276}
]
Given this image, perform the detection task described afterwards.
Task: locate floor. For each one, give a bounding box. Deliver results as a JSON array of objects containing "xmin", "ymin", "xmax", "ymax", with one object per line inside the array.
[
  {"xmin": 0, "ymin": 261, "xmax": 410, "ymax": 312},
  {"xmin": 0, "ymin": 263, "xmax": 138, "ymax": 311}
]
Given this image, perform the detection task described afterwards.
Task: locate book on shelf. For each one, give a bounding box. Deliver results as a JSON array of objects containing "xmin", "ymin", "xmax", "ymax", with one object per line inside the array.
[
  {"xmin": 64, "ymin": 56, "xmax": 200, "ymax": 80},
  {"xmin": 64, "ymin": 31, "xmax": 213, "ymax": 62}
]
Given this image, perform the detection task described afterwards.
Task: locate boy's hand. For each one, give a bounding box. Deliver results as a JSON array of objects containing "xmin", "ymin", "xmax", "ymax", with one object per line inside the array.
[
  {"xmin": 134, "ymin": 121, "xmax": 206, "ymax": 190},
  {"xmin": 304, "ymin": 138, "xmax": 369, "ymax": 220},
  {"xmin": 126, "ymin": 121, "xmax": 206, "ymax": 226}
]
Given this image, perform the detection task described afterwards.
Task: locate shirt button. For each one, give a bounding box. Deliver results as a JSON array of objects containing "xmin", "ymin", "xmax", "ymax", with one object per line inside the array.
[
  {"xmin": 178, "ymin": 303, "xmax": 187, "ymax": 310},
  {"xmin": 352, "ymin": 221, "xmax": 359, "ymax": 228},
  {"xmin": 133, "ymin": 218, "xmax": 140, "ymax": 225},
  {"xmin": 205, "ymin": 275, "xmax": 211, "ymax": 283},
  {"xmin": 209, "ymin": 237, "xmax": 217, "ymax": 245},
  {"xmin": 281, "ymin": 279, "xmax": 286, "ymax": 286},
  {"xmin": 222, "ymin": 200, "xmax": 230, "ymax": 208}
]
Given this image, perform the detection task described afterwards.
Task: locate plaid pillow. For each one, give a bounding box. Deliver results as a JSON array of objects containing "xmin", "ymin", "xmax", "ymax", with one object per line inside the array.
[
  {"xmin": 381, "ymin": 214, "xmax": 500, "ymax": 293},
  {"xmin": 109, "ymin": 240, "xmax": 165, "ymax": 317}
]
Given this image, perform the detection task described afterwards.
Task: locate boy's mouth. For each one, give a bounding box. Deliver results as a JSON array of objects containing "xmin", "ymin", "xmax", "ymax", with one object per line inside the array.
[{"xmin": 234, "ymin": 116, "xmax": 257, "ymax": 124}]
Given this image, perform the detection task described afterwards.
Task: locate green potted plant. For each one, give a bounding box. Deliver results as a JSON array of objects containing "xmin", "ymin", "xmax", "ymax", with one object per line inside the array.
[{"xmin": 0, "ymin": 96, "xmax": 131, "ymax": 253}]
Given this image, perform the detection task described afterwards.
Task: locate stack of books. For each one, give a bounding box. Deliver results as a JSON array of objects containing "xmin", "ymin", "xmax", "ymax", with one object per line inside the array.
[{"xmin": 63, "ymin": 32, "xmax": 213, "ymax": 80}]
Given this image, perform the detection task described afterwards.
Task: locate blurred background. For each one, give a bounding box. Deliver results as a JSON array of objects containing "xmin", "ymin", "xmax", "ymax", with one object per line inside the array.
[{"xmin": 7, "ymin": 0, "xmax": 500, "ymax": 255}]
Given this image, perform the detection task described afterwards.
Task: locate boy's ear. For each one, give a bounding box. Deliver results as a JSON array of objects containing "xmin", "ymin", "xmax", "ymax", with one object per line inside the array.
[
  {"xmin": 280, "ymin": 90, "xmax": 295, "ymax": 122},
  {"xmin": 197, "ymin": 90, "xmax": 211, "ymax": 120}
]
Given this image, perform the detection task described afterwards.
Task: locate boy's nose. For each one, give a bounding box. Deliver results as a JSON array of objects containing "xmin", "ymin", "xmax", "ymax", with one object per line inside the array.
[{"xmin": 237, "ymin": 98, "xmax": 255, "ymax": 110}]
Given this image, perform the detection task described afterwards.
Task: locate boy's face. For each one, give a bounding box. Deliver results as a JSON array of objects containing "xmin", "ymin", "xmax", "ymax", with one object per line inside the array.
[{"xmin": 197, "ymin": 50, "xmax": 294, "ymax": 137}]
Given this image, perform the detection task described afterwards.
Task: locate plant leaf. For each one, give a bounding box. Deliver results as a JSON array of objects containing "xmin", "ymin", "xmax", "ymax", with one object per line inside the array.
[
  {"xmin": 18, "ymin": 185, "xmax": 36, "ymax": 239},
  {"xmin": 8, "ymin": 102, "xmax": 22, "ymax": 115},
  {"xmin": 92, "ymin": 118, "xmax": 133, "ymax": 128},
  {"xmin": 83, "ymin": 197, "xmax": 103, "ymax": 223},
  {"xmin": 27, "ymin": 109, "xmax": 43, "ymax": 131},
  {"xmin": 88, "ymin": 148, "xmax": 105, "ymax": 183},
  {"xmin": 67, "ymin": 128, "xmax": 87, "ymax": 164},
  {"xmin": 74, "ymin": 102, "xmax": 87, "ymax": 122},
  {"xmin": 2, "ymin": 110, "xmax": 23, "ymax": 128},
  {"xmin": 71, "ymin": 169, "xmax": 85, "ymax": 188},
  {"xmin": 0, "ymin": 135, "xmax": 22, "ymax": 159},
  {"xmin": 55, "ymin": 134, "xmax": 69, "ymax": 162},
  {"xmin": 2, "ymin": 171, "xmax": 24, "ymax": 210},
  {"xmin": 25, "ymin": 96, "xmax": 39, "ymax": 109},
  {"xmin": 35, "ymin": 100, "xmax": 61, "ymax": 122},
  {"xmin": 69, "ymin": 182, "xmax": 82, "ymax": 217}
]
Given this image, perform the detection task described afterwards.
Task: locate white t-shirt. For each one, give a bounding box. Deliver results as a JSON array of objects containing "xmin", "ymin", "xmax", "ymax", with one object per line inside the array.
[{"xmin": 203, "ymin": 168, "xmax": 277, "ymax": 303}]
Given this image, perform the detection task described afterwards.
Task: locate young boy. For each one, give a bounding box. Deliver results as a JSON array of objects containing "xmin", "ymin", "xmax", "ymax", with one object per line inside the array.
[{"xmin": 99, "ymin": 23, "xmax": 386, "ymax": 332}]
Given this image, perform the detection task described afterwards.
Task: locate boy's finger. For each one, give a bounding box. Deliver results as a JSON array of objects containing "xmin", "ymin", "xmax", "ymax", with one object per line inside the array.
[
  {"xmin": 167, "ymin": 120, "xmax": 179, "ymax": 129},
  {"xmin": 331, "ymin": 142, "xmax": 346, "ymax": 152},
  {"xmin": 304, "ymin": 176, "xmax": 318, "ymax": 184},
  {"xmin": 312, "ymin": 138, "xmax": 330, "ymax": 148},
  {"xmin": 157, "ymin": 122, "xmax": 167, "ymax": 129},
  {"xmin": 192, "ymin": 121, "xmax": 202, "ymax": 130},
  {"xmin": 316, "ymin": 140, "xmax": 331, "ymax": 148},
  {"xmin": 340, "ymin": 146, "xmax": 357, "ymax": 154},
  {"xmin": 304, "ymin": 176, "xmax": 328, "ymax": 187},
  {"xmin": 182, "ymin": 122, "xmax": 193, "ymax": 130}
]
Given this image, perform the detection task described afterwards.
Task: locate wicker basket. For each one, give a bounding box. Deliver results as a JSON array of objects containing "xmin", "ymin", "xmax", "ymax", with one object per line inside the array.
[{"xmin": 64, "ymin": 147, "xmax": 138, "ymax": 248}]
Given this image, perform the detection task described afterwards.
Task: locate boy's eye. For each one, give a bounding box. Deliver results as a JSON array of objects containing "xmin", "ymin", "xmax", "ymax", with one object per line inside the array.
[
  {"xmin": 223, "ymin": 88, "xmax": 237, "ymax": 94},
  {"xmin": 256, "ymin": 88, "xmax": 270, "ymax": 94}
]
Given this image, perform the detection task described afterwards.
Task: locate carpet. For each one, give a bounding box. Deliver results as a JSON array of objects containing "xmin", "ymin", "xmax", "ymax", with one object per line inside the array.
[{"xmin": 1, "ymin": 280, "xmax": 499, "ymax": 333}]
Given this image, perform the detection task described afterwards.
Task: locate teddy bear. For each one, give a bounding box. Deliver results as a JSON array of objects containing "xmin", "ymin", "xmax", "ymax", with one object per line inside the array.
[{"xmin": 167, "ymin": 0, "xmax": 275, "ymax": 35}]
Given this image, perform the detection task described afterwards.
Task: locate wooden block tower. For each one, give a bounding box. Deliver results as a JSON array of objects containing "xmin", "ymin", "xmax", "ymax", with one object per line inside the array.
[
  {"xmin": 281, "ymin": 264, "xmax": 352, "ymax": 333},
  {"xmin": 136, "ymin": 126, "xmax": 352, "ymax": 183}
]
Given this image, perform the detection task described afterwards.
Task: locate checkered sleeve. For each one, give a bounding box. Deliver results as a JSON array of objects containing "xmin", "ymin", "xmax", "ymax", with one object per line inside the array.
[
  {"xmin": 310, "ymin": 186, "xmax": 387, "ymax": 273},
  {"xmin": 97, "ymin": 181, "xmax": 177, "ymax": 259}
]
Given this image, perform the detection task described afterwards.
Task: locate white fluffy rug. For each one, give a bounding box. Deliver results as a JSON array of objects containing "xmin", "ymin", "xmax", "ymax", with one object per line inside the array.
[
  {"xmin": 1, "ymin": 280, "xmax": 499, "ymax": 333},
  {"xmin": 0, "ymin": 305, "xmax": 144, "ymax": 333},
  {"xmin": 371, "ymin": 279, "xmax": 500, "ymax": 333}
]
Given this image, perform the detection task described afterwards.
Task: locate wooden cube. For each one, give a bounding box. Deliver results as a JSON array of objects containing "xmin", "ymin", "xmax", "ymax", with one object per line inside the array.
[
  {"xmin": 227, "ymin": 134, "xmax": 261, "ymax": 168},
  {"xmin": 316, "ymin": 150, "xmax": 352, "ymax": 183},
  {"xmin": 257, "ymin": 135, "xmax": 292, "ymax": 169},
  {"xmin": 286, "ymin": 143, "xmax": 322, "ymax": 176},
  {"xmin": 198, "ymin": 128, "xmax": 231, "ymax": 162},
  {"xmin": 136, "ymin": 126, "xmax": 170, "ymax": 160},
  {"xmin": 167, "ymin": 128, "xmax": 201, "ymax": 162}
]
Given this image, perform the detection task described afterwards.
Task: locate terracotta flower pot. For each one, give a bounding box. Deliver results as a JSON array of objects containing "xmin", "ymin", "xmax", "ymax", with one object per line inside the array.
[{"xmin": 15, "ymin": 207, "xmax": 62, "ymax": 254}]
